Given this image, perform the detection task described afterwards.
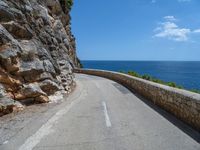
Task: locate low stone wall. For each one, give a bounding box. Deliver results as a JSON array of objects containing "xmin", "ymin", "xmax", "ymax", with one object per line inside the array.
[{"xmin": 74, "ymin": 68, "xmax": 200, "ymax": 131}]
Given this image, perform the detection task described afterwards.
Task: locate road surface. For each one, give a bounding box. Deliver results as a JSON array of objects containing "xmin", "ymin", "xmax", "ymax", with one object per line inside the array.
[{"xmin": 0, "ymin": 74, "xmax": 200, "ymax": 150}]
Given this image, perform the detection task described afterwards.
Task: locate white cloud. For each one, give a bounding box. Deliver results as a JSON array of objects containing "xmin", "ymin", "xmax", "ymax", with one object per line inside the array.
[
  {"xmin": 193, "ymin": 29, "xmax": 200, "ymax": 33},
  {"xmin": 154, "ymin": 22, "xmax": 191, "ymax": 42},
  {"xmin": 164, "ymin": 16, "xmax": 177, "ymax": 22},
  {"xmin": 150, "ymin": 0, "xmax": 192, "ymax": 4},
  {"xmin": 154, "ymin": 16, "xmax": 200, "ymax": 42}
]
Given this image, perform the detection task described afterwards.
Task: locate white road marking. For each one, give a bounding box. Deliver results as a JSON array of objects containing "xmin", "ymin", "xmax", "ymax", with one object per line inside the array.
[
  {"xmin": 95, "ymin": 82, "xmax": 101, "ymax": 89},
  {"xmin": 3, "ymin": 141, "xmax": 8, "ymax": 145},
  {"xmin": 102, "ymin": 101, "xmax": 112, "ymax": 127},
  {"xmin": 18, "ymin": 89, "xmax": 87, "ymax": 150}
]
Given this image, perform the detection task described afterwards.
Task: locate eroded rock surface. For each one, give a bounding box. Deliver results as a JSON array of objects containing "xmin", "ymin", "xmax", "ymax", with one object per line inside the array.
[{"xmin": 0, "ymin": 0, "xmax": 80, "ymax": 116}]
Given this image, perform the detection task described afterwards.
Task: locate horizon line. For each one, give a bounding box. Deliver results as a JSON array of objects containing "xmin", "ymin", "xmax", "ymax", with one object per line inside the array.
[{"xmin": 80, "ymin": 60, "xmax": 200, "ymax": 62}]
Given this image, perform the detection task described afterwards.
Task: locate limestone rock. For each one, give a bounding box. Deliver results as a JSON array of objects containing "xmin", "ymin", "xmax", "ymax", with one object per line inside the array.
[
  {"xmin": 43, "ymin": 59, "xmax": 56, "ymax": 75},
  {"xmin": 2, "ymin": 21, "xmax": 33, "ymax": 40},
  {"xmin": 0, "ymin": 0, "xmax": 80, "ymax": 116},
  {"xmin": 46, "ymin": 0, "xmax": 63, "ymax": 15},
  {"xmin": 0, "ymin": 3, "xmax": 14, "ymax": 22},
  {"xmin": 17, "ymin": 59, "xmax": 45, "ymax": 82},
  {"xmin": 35, "ymin": 95, "xmax": 49, "ymax": 103},
  {"xmin": 14, "ymin": 83, "xmax": 47, "ymax": 100},
  {"xmin": 0, "ymin": 3, "xmax": 25, "ymax": 23},
  {"xmin": 39, "ymin": 79, "xmax": 60, "ymax": 95},
  {"xmin": 0, "ymin": 68, "xmax": 21, "ymax": 86},
  {"xmin": 0, "ymin": 97, "xmax": 24, "ymax": 116},
  {"xmin": 0, "ymin": 84, "xmax": 24, "ymax": 116}
]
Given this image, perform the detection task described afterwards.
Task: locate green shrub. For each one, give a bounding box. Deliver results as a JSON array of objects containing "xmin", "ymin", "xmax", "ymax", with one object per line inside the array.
[
  {"xmin": 167, "ymin": 82, "xmax": 177, "ymax": 87},
  {"xmin": 66, "ymin": 0, "xmax": 73, "ymax": 10},
  {"xmin": 77, "ymin": 57, "xmax": 83, "ymax": 68},
  {"xmin": 119, "ymin": 70, "xmax": 125, "ymax": 73},
  {"xmin": 59, "ymin": 0, "xmax": 73, "ymax": 12},
  {"xmin": 127, "ymin": 71, "xmax": 141, "ymax": 78},
  {"xmin": 142, "ymin": 74, "xmax": 152, "ymax": 81},
  {"xmin": 190, "ymin": 89, "xmax": 200, "ymax": 94},
  {"xmin": 119, "ymin": 70, "xmax": 200, "ymax": 94},
  {"xmin": 152, "ymin": 78, "xmax": 165, "ymax": 84}
]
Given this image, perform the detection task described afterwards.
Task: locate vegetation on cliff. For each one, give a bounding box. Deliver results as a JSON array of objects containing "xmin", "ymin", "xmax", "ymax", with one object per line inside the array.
[
  {"xmin": 120, "ymin": 71, "xmax": 200, "ymax": 94},
  {"xmin": 60, "ymin": 0, "xmax": 73, "ymax": 12},
  {"xmin": 77, "ymin": 58, "xmax": 83, "ymax": 68}
]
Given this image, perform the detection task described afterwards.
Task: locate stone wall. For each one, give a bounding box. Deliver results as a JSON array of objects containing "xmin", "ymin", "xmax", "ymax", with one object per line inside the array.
[
  {"xmin": 74, "ymin": 69, "xmax": 200, "ymax": 131},
  {"xmin": 0, "ymin": 0, "xmax": 80, "ymax": 116}
]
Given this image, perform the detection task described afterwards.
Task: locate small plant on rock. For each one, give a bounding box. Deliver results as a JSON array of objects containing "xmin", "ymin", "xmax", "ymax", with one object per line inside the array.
[{"xmin": 59, "ymin": 0, "xmax": 73, "ymax": 12}]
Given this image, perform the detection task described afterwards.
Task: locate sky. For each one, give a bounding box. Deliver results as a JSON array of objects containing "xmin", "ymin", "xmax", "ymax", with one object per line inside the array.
[{"xmin": 71, "ymin": 0, "xmax": 200, "ymax": 61}]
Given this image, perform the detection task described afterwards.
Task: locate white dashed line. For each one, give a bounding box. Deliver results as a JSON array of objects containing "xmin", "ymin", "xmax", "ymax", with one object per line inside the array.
[
  {"xmin": 3, "ymin": 140, "xmax": 8, "ymax": 145},
  {"xmin": 102, "ymin": 101, "xmax": 112, "ymax": 127}
]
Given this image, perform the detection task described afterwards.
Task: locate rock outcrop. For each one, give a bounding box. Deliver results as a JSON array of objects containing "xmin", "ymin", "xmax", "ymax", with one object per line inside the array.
[{"xmin": 0, "ymin": 0, "xmax": 80, "ymax": 116}]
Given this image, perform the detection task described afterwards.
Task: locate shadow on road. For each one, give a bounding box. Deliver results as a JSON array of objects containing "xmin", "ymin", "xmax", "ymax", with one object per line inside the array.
[{"xmin": 120, "ymin": 84, "xmax": 200, "ymax": 143}]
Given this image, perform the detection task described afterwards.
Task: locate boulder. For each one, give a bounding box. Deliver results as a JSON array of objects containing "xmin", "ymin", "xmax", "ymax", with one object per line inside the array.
[
  {"xmin": 32, "ymin": 4, "xmax": 54, "ymax": 26},
  {"xmin": 0, "ymin": 3, "xmax": 25, "ymax": 22},
  {"xmin": 46, "ymin": 0, "xmax": 63, "ymax": 15},
  {"xmin": 35, "ymin": 95, "xmax": 49, "ymax": 103},
  {"xmin": 0, "ymin": 84, "xmax": 24, "ymax": 116},
  {"xmin": 0, "ymin": 68, "xmax": 21, "ymax": 86},
  {"xmin": 0, "ymin": 3, "xmax": 14, "ymax": 22},
  {"xmin": 14, "ymin": 83, "xmax": 47, "ymax": 100},
  {"xmin": 0, "ymin": 97, "xmax": 24, "ymax": 116},
  {"xmin": 2, "ymin": 21, "xmax": 33, "ymax": 39},
  {"xmin": 40, "ymin": 79, "xmax": 60, "ymax": 95},
  {"xmin": 0, "ymin": 25, "xmax": 21, "ymax": 73},
  {"xmin": 36, "ymin": 72, "xmax": 53, "ymax": 82},
  {"xmin": 0, "ymin": 24, "xmax": 17, "ymax": 45},
  {"xmin": 17, "ymin": 59, "xmax": 45, "ymax": 82},
  {"xmin": 43, "ymin": 59, "xmax": 56, "ymax": 75},
  {"xmin": 0, "ymin": 53, "xmax": 20, "ymax": 73}
]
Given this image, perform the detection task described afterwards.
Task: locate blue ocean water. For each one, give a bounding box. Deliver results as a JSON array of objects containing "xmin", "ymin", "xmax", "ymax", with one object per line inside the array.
[{"xmin": 82, "ymin": 61, "xmax": 200, "ymax": 90}]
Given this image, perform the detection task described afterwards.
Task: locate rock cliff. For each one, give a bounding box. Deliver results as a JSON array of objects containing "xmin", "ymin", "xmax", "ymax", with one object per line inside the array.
[{"xmin": 0, "ymin": 0, "xmax": 80, "ymax": 116}]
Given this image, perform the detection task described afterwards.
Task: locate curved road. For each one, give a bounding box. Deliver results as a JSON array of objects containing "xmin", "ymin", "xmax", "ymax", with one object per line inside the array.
[{"xmin": 1, "ymin": 74, "xmax": 200, "ymax": 150}]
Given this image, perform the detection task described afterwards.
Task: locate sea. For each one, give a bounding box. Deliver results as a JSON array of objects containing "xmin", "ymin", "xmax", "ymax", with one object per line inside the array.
[{"xmin": 81, "ymin": 61, "xmax": 200, "ymax": 91}]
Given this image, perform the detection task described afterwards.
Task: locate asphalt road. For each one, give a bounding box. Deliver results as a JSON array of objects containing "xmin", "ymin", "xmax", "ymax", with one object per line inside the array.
[{"xmin": 1, "ymin": 74, "xmax": 200, "ymax": 150}]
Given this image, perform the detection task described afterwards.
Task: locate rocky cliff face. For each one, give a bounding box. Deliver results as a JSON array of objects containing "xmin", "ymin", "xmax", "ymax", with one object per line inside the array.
[{"xmin": 0, "ymin": 0, "xmax": 79, "ymax": 116}]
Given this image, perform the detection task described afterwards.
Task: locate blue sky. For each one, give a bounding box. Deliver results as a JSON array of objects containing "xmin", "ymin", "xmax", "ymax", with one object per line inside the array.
[{"xmin": 71, "ymin": 0, "xmax": 200, "ymax": 61}]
